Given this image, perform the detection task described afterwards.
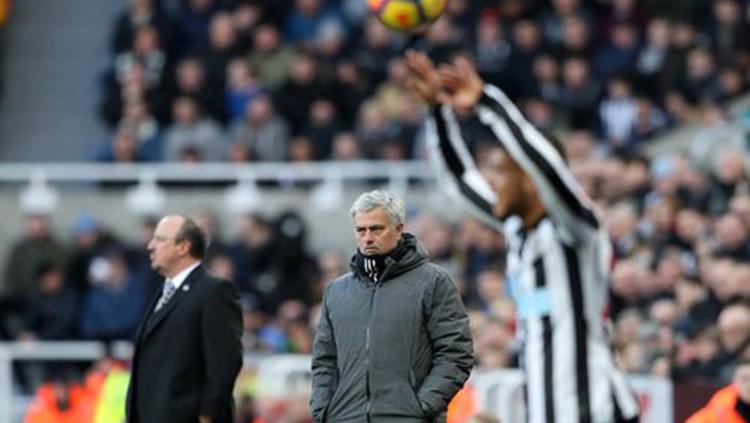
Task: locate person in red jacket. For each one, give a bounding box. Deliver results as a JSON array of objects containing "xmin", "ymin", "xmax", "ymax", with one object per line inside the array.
[{"xmin": 688, "ymin": 359, "xmax": 750, "ymax": 422}]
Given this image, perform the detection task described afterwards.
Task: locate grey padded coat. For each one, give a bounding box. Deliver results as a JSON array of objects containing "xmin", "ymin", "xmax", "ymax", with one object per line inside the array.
[{"xmin": 311, "ymin": 234, "xmax": 474, "ymax": 423}]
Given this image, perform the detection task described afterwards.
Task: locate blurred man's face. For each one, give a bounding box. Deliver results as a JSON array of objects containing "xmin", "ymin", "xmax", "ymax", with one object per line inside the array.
[
  {"xmin": 147, "ymin": 216, "xmax": 188, "ymax": 277},
  {"xmin": 719, "ymin": 306, "xmax": 750, "ymax": 353},
  {"xmin": 353, "ymin": 207, "xmax": 402, "ymax": 256},
  {"xmin": 483, "ymin": 148, "xmax": 531, "ymax": 219},
  {"xmin": 735, "ymin": 364, "xmax": 750, "ymax": 402}
]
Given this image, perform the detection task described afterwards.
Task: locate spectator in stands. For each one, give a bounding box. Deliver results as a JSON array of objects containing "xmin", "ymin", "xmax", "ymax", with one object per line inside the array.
[
  {"xmin": 19, "ymin": 263, "xmax": 78, "ymax": 341},
  {"xmin": 680, "ymin": 48, "xmax": 720, "ymax": 102},
  {"xmin": 353, "ymin": 17, "xmax": 400, "ymax": 85},
  {"xmin": 557, "ymin": 56, "xmax": 601, "ymax": 128},
  {"xmin": 716, "ymin": 67, "xmax": 747, "ymax": 103},
  {"xmin": 713, "ymin": 214, "xmax": 750, "ymax": 261},
  {"xmin": 115, "ymin": 25, "xmax": 167, "ymax": 92},
  {"xmin": 64, "ymin": 214, "xmax": 119, "ymax": 294},
  {"xmin": 599, "ymin": 76, "xmax": 638, "ymax": 148},
  {"xmin": 111, "ymin": 0, "xmax": 172, "ymax": 55},
  {"xmin": 117, "ymin": 98, "xmax": 161, "ymax": 161},
  {"xmin": 635, "ymin": 18, "xmax": 673, "ymax": 98},
  {"xmin": 632, "ymin": 96, "xmax": 669, "ymax": 140},
  {"xmin": 507, "ymin": 19, "xmax": 544, "ymax": 99},
  {"xmin": 270, "ymin": 211, "xmax": 318, "ymax": 306},
  {"xmin": 163, "ymin": 95, "xmax": 225, "ymax": 161},
  {"xmin": 173, "ymin": 0, "xmax": 220, "ymax": 57},
  {"xmin": 273, "ymin": 53, "xmax": 330, "ymax": 134},
  {"xmin": 354, "ymin": 100, "xmax": 398, "ymax": 158},
  {"xmin": 98, "ymin": 126, "xmax": 145, "ymax": 163},
  {"xmin": 199, "ymin": 11, "xmax": 241, "ymax": 94},
  {"xmin": 247, "ymin": 24, "xmax": 297, "ymax": 90},
  {"xmin": 167, "ymin": 57, "xmax": 225, "ymax": 125},
  {"xmin": 79, "ymin": 249, "xmax": 148, "ymax": 341},
  {"xmin": 3, "ymin": 214, "xmax": 67, "ymax": 296},
  {"xmin": 225, "ymin": 58, "xmax": 264, "ymax": 121},
  {"xmin": 706, "ymin": 0, "xmax": 750, "ymax": 67},
  {"xmin": 330, "ymin": 60, "xmax": 371, "ymax": 129},
  {"xmin": 285, "ymin": 0, "xmax": 344, "ymax": 45},
  {"xmin": 529, "ymin": 54, "xmax": 562, "ymax": 104},
  {"xmin": 420, "ymin": 16, "xmax": 465, "ymax": 64},
  {"xmin": 229, "ymin": 94, "xmax": 290, "ymax": 161},
  {"xmin": 473, "ymin": 14, "xmax": 511, "ymax": 86},
  {"xmin": 124, "ymin": 216, "xmax": 161, "ymax": 297},
  {"xmin": 593, "ymin": 22, "xmax": 641, "ymax": 81},
  {"xmin": 288, "ymin": 136, "xmax": 316, "ymax": 163},
  {"xmin": 540, "ymin": 0, "xmax": 591, "ymax": 47},
  {"xmin": 193, "ymin": 208, "xmax": 229, "ymax": 262},
  {"xmin": 329, "ymin": 131, "xmax": 362, "ymax": 160},
  {"xmin": 303, "ymin": 99, "xmax": 342, "ymax": 160},
  {"xmin": 557, "ymin": 14, "xmax": 594, "ymax": 60},
  {"xmin": 718, "ymin": 303, "xmax": 750, "ymax": 363},
  {"xmin": 228, "ymin": 213, "xmax": 276, "ymax": 305}
]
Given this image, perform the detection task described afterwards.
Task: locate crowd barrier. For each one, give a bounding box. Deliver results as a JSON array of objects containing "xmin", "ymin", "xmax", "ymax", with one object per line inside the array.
[{"xmin": 0, "ymin": 345, "xmax": 714, "ymax": 423}]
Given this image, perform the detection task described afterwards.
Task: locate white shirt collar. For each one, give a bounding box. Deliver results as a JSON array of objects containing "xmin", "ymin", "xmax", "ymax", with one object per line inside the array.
[{"xmin": 168, "ymin": 261, "xmax": 201, "ymax": 289}]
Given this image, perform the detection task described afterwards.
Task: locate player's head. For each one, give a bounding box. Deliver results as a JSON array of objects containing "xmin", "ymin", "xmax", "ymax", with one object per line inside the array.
[
  {"xmin": 482, "ymin": 130, "xmax": 566, "ymax": 220},
  {"xmin": 350, "ymin": 190, "xmax": 405, "ymax": 256},
  {"xmin": 734, "ymin": 358, "xmax": 750, "ymax": 403}
]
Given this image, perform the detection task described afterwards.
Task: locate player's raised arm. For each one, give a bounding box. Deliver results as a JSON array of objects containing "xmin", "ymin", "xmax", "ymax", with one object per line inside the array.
[
  {"xmin": 437, "ymin": 58, "xmax": 600, "ymax": 242},
  {"xmin": 404, "ymin": 50, "xmax": 502, "ymax": 230}
]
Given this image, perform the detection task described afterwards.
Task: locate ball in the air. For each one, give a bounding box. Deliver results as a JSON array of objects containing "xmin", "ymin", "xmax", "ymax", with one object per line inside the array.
[{"xmin": 368, "ymin": 0, "xmax": 448, "ymax": 33}]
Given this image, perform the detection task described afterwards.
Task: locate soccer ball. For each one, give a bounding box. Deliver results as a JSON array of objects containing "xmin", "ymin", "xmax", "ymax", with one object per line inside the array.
[{"xmin": 368, "ymin": 0, "xmax": 448, "ymax": 33}]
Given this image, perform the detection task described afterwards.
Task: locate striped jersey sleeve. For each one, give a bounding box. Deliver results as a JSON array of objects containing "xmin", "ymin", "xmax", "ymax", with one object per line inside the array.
[
  {"xmin": 426, "ymin": 104, "xmax": 504, "ymax": 231},
  {"xmin": 474, "ymin": 84, "xmax": 600, "ymax": 243}
]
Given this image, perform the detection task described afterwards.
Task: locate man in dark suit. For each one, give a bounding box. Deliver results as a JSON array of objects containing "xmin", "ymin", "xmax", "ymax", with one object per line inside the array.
[{"xmin": 126, "ymin": 215, "xmax": 243, "ymax": 423}]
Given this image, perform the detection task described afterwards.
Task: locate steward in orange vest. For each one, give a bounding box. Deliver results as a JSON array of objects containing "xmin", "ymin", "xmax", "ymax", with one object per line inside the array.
[{"xmin": 688, "ymin": 359, "xmax": 750, "ymax": 423}]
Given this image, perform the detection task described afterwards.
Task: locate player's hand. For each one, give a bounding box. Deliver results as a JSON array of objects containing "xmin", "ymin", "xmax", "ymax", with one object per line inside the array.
[
  {"xmin": 198, "ymin": 415, "xmax": 212, "ymax": 423},
  {"xmin": 436, "ymin": 56, "xmax": 484, "ymax": 110},
  {"xmin": 404, "ymin": 49, "xmax": 445, "ymax": 106}
]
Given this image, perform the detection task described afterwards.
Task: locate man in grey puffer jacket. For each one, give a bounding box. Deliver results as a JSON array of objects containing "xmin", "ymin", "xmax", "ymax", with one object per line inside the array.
[{"xmin": 311, "ymin": 190, "xmax": 474, "ymax": 423}]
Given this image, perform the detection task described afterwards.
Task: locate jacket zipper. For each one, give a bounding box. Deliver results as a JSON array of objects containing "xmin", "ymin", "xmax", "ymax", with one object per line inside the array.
[{"xmin": 365, "ymin": 281, "xmax": 378, "ymax": 423}]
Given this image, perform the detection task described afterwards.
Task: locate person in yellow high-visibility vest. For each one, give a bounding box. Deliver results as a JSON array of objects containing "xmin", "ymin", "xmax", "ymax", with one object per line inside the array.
[{"xmin": 94, "ymin": 367, "xmax": 131, "ymax": 423}]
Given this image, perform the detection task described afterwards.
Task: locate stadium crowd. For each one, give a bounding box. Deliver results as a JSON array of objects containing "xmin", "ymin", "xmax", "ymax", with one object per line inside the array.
[
  {"xmin": 7, "ymin": 0, "xmax": 750, "ymax": 420},
  {"xmin": 98, "ymin": 0, "xmax": 750, "ymax": 163}
]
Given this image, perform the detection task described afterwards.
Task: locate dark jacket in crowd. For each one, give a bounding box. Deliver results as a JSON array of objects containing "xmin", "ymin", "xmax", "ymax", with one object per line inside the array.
[{"xmin": 310, "ymin": 234, "xmax": 474, "ymax": 423}]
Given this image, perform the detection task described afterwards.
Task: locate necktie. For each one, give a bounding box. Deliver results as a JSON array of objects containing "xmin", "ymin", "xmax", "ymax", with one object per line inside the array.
[{"xmin": 155, "ymin": 280, "xmax": 177, "ymax": 312}]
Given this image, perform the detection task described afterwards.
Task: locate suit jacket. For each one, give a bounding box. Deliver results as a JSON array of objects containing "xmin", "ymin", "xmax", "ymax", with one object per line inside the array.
[{"xmin": 126, "ymin": 265, "xmax": 243, "ymax": 423}]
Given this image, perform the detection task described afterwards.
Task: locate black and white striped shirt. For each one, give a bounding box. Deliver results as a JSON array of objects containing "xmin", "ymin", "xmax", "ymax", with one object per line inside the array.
[{"xmin": 426, "ymin": 84, "xmax": 640, "ymax": 423}]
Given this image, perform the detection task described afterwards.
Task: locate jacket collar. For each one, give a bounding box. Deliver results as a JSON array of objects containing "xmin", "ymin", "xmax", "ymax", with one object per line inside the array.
[{"xmin": 350, "ymin": 233, "xmax": 428, "ymax": 284}]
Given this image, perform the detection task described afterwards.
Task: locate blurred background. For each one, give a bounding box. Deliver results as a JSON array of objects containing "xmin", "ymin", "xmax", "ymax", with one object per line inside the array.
[{"xmin": 1, "ymin": 0, "xmax": 750, "ymax": 421}]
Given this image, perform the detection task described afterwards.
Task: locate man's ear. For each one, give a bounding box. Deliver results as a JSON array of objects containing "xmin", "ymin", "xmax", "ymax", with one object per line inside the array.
[{"xmin": 179, "ymin": 241, "xmax": 192, "ymax": 257}]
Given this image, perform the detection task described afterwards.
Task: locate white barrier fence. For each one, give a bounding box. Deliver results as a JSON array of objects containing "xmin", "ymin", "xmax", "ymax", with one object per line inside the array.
[
  {"xmin": 0, "ymin": 341, "xmax": 134, "ymax": 423},
  {"xmin": 472, "ymin": 370, "xmax": 673, "ymax": 423},
  {"xmin": 0, "ymin": 347, "xmax": 673, "ymax": 423},
  {"xmin": 253, "ymin": 355, "xmax": 674, "ymax": 423}
]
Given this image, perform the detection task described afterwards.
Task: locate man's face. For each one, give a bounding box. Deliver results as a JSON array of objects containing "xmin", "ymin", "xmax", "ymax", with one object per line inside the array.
[
  {"xmin": 735, "ymin": 364, "xmax": 750, "ymax": 402},
  {"xmin": 483, "ymin": 148, "xmax": 528, "ymax": 219},
  {"xmin": 147, "ymin": 216, "xmax": 187, "ymax": 276},
  {"xmin": 353, "ymin": 207, "xmax": 402, "ymax": 256}
]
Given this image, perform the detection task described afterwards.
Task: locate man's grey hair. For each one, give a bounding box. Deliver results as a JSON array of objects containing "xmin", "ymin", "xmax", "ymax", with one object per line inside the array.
[{"xmin": 350, "ymin": 190, "xmax": 406, "ymax": 227}]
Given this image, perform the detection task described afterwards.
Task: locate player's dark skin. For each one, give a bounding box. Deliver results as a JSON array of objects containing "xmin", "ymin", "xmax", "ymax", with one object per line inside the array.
[{"xmin": 404, "ymin": 50, "xmax": 547, "ymax": 231}]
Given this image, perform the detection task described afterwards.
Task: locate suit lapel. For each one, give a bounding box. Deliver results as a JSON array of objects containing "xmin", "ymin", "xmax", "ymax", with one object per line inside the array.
[
  {"xmin": 134, "ymin": 285, "xmax": 164, "ymax": 344},
  {"xmin": 142, "ymin": 265, "xmax": 204, "ymax": 340}
]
